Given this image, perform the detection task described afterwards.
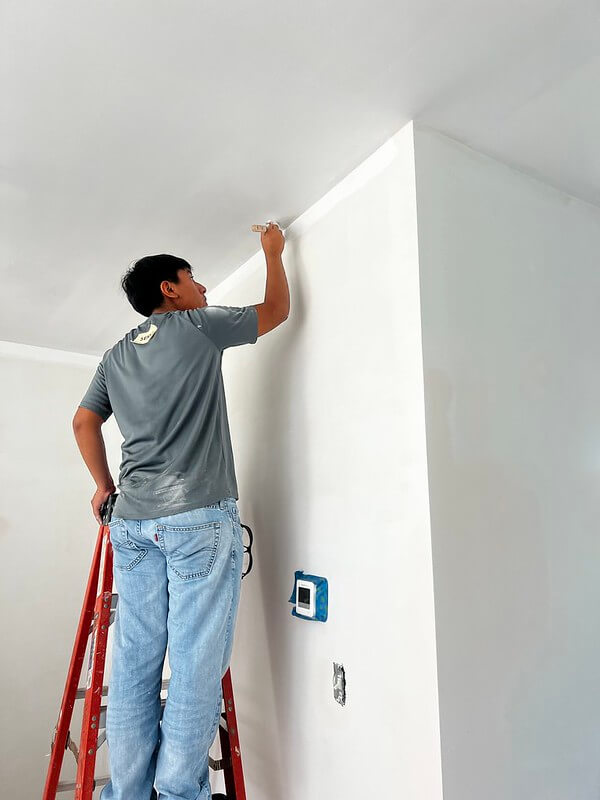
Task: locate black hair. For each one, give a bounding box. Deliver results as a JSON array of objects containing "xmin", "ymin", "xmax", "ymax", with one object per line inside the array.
[{"xmin": 121, "ymin": 254, "xmax": 192, "ymax": 317}]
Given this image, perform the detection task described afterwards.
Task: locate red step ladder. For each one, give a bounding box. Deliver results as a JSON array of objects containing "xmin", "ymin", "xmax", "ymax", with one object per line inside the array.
[{"xmin": 43, "ymin": 493, "xmax": 250, "ymax": 800}]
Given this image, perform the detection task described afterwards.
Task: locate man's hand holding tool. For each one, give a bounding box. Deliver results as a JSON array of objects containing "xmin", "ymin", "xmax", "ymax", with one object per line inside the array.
[{"xmin": 252, "ymin": 221, "xmax": 285, "ymax": 258}]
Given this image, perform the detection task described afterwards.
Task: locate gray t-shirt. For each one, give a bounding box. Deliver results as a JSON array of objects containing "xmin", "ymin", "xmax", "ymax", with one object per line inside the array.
[{"xmin": 78, "ymin": 304, "xmax": 258, "ymax": 520}]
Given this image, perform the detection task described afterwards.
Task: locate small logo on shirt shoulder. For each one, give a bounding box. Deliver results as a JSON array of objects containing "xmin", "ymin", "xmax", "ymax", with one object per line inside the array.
[{"xmin": 132, "ymin": 323, "xmax": 158, "ymax": 345}]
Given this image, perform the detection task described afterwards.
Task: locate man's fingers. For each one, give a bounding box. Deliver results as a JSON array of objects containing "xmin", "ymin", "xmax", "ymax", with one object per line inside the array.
[{"xmin": 92, "ymin": 500, "xmax": 102, "ymax": 525}]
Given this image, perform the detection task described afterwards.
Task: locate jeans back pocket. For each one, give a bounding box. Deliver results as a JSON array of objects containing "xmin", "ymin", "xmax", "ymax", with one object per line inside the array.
[
  {"xmin": 109, "ymin": 520, "xmax": 148, "ymax": 571},
  {"xmin": 157, "ymin": 520, "xmax": 221, "ymax": 580}
]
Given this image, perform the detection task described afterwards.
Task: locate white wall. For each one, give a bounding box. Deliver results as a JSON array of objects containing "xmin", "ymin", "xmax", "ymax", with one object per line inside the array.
[
  {"xmin": 5, "ymin": 121, "xmax": 448, "ymax": 800},
  {"xmin": 414, "ymin": 126, "xmax": 600, "ymax": 800},
  {"xmin": 0, "ymin": 344, "xmax": 123, "ymax": 798},
  {"xmin": 12, "ymin": 121, "xmax": 600, "ymax": 800},
  {"xmin": 209, "ymin": 122, "xmax": 443, "ymax": 800}
]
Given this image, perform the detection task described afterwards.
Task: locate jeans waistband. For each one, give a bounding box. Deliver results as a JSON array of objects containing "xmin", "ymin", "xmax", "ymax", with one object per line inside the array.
[{"xmin": 206, "ymin": 497, "xmax": 235, "ymax": 511}]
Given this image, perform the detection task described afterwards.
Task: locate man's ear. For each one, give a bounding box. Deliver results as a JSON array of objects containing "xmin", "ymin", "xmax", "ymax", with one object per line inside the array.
[{"xmin": 160, "ymin": 279, "xmax": 173, "ymax": 298}]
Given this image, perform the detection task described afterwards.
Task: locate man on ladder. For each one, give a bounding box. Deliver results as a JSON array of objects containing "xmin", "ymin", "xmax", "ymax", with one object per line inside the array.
[{"xmin": 71, "ymin": 222, "xmax": 289, "ymax": 800}]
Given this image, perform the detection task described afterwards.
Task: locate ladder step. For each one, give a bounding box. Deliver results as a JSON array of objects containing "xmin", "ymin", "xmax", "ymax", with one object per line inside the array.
[
  {"xmin": 75, "ymin": 677, "xmax": 171, "ymax": 700},
  {"xmin": 208, "ymin": 755, "xmax": 232, "ymax": 771},
  {"xmin": 57, "ymin": 775, "xmax": 109, "ymax": 792}
]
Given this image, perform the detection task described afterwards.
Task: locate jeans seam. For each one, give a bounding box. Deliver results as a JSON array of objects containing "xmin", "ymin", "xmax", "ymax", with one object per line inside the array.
[
  {"xmin": 191, "ymin": 686, "xmax": 224, "ymax": 800},
  {"xmin": 222, "ymin": 547, "xmax": 235, "ymax": 673}
]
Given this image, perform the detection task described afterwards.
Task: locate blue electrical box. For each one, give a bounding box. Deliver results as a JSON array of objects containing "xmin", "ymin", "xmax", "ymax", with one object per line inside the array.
[{"xmin": 288, "ymin": 570, "xmax": 328, "ymax": 622}]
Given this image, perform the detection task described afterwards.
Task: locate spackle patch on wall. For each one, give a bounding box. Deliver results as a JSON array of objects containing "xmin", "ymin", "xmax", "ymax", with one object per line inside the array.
[{"xmin": 333, "ymin": 662, "xmax": 346, "ymax": 706}]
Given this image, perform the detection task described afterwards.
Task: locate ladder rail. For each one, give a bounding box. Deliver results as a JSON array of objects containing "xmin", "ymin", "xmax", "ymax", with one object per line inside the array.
[
  {"xmin": 42, "ymin": 525, "xmax": 105, "ymax": 800},
  {"xmin": 74, "ymin": 534, "xmax": 114, "ymax": 799},
  {"xmin": 219, "ymin": 668, "xmax": 247, "ymax": 800}
]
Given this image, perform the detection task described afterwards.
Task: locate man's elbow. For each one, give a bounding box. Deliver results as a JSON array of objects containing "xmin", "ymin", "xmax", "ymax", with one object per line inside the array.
[{"xmin": 276, "ymin": 304, "xmax": 290, "ymax": 322}]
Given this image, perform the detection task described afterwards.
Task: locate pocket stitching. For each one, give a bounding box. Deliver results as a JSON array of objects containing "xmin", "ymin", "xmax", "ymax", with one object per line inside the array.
[
  {"xmin": 157, "ymin": 521, "xmax": 218, "ymax": 533},
  {"xmin": 109, "ymin": 520, "xmax": 148, "ymax": 571},
  {"xmin": 159, "ymin": 520, "xmax": 221, "ymax": 580}
]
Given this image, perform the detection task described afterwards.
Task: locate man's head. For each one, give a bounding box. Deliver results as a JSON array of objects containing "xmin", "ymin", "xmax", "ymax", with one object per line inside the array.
[{"xmin": 121, "ymin": 254, "xmax": 208, "ymax": 317}]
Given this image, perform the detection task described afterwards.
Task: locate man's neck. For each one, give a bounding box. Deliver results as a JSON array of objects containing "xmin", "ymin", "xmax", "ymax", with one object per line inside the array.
[{"xmin": 151, "ymin": 304, "xmax": 176, "ymax": 314}]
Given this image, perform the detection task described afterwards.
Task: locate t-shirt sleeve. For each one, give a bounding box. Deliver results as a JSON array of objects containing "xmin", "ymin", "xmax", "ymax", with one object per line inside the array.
[
  {"xmin": 192, "ymin": 305, "xmax": 259, "ymax": 351},
  {"xmin": 78, "ymin": 360, "xmax": 113, "ymax": 421}
]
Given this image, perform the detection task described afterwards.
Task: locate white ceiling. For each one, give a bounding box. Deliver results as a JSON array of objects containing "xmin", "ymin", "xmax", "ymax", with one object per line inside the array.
[{"xmin": 3, "ymin": 0, "xmax": 599, "ymax": 355}]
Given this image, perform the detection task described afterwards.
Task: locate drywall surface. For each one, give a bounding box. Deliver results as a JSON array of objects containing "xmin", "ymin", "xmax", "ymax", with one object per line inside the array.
[
  {"xmin": 0, "ymin": 344, "xmax": 123, "ymax": 798},
  {"xmin": 209, "ymin": 122, "xmax": 443, "ymax": 799},
  {"xmin": 414, "ymin": 127, "xmax": 600, "ymax": 800}
]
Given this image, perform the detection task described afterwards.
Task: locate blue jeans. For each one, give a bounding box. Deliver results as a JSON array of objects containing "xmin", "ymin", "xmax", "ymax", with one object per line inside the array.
[{"xmin": 99, "ymin": 497, "xmax": 244, "ymax": 800}]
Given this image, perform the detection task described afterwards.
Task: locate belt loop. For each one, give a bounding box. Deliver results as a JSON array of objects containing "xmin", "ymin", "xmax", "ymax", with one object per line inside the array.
[{"xmin": 219, "ymin": 499, "xmax": 227, "ymax": 510}]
